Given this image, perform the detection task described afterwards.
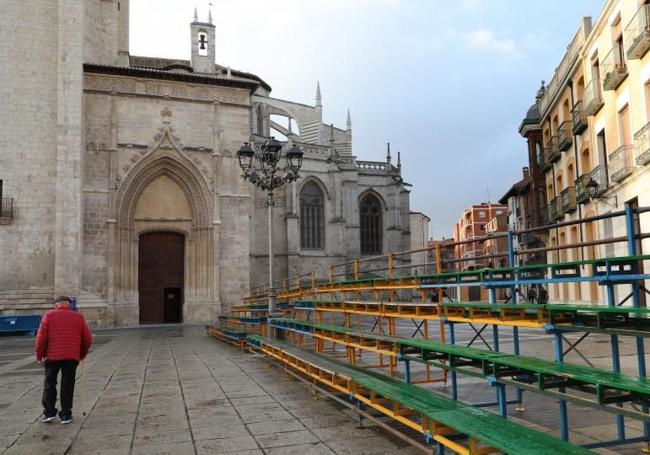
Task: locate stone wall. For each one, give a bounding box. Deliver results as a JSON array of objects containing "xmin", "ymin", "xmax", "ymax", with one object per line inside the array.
[
  {"xmin": 0, "ymin": 0, "xmax": 85, "ymax": 312},
  {"xmin": 248, "ymin": 153, "xmax": 412, "ymax": 288},
  {"xmin": 83, "ymin": 74, "xmax": 251, "ymax": 325}
]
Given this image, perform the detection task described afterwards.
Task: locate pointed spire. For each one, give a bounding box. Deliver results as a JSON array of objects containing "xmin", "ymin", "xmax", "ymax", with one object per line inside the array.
[
  {"xmin": 208, "ymin": 9, "xmax": 213, "ymax": 24},
  {"xmin": 315, "ymin": 81, "xmax": 322, "ymax": 107},
  {"xmin": 386, "ymin": 142, "xmax": 392, "ymax": 163},
  {"xmin": 346, "ymin": 109, "xmax": 352, "ymax": 131},
  {"xmin": 226, "ymin": 66, "xmax": 232, "ymax": 78},
  {"xmin": 397, "ymin": 151, "xmax": 402, "ymax": 173},
  {"xmin": 330, "ymin": 123, "xmax": 335, "ymax": 143},
  {"xmin": 193, "ymin": 7, "xmax": 198, "ymax": 22}
]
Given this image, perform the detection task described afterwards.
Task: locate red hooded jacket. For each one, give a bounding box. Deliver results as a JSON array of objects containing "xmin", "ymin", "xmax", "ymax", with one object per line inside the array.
[{"xmin": 34, "ymin": 307, "xmax": 93, "ymax": 362}]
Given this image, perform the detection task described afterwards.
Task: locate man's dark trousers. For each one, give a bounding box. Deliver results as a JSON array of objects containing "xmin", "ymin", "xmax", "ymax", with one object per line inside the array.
[{"xmin": 42, "ymin": 360, "xmax": 79, "ymax": 419}]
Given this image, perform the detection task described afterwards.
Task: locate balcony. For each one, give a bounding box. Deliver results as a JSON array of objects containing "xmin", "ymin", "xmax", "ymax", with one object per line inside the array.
[
  {"xmin": 575, "ymin": 174, "xmax": 591, "ymax": 204},
  {"xmin": 583, "ymin": 79, "xmax": 604, "ymax": 116},
  {"xmin": 548, "ymin": 197, "xmax": 563, "ymax": 222},
  {"xmin": 608, "ymin": 145, "xmax": 634, "ymax": 182},
  {"xmin": 0, "ymin": 198, "xmax": 14, "ymax": 224},
  {"xmin": 589, "ymin": 164, "xmax": 608, "ymax": 196},
  {"xmin": 571, "ymin": 101, "xmax": 588, "ymax": 135},
  {"xmin": 557, "ymin": 121, "xmax": 573, "ymax": 152},
  {"xmin": 548, "ymin": 136, "xmax": 561, "ymax": 163},
  {"xmin": 634, "ymin": 121, "xmax": 650, "ymax": 165},
  {"xmin": 560, "ymin": 186, "xmax": 577, "ymax": 214},
  {"xmin": 625, "ymin": 4, "xmax": 650, "ymax": 59},
  {"xmin": 602, "ymin": 46, "xmax": 628, "ymax": 91}
]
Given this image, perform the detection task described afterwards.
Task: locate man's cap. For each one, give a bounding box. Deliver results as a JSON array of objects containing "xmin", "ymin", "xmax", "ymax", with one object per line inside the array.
[{"xmin": 53, "ymin": 296, "xmax": 72, "ymax": 304}]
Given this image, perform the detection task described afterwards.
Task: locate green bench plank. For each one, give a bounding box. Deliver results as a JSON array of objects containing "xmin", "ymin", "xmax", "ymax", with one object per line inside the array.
[
  {"xmin": 546, "ymin": 304, "xmax": 650, "ymax": 315},
  {"xmin": 274, "ymin": 318, "xmax": 650, "ymax": 399},
  {"xmin": 252, "ymin": 336, "xmax": 592, "ymax": 454},
  {"xmin": 495, "ymin": 355, "xmax": 650, "ymax": 396}
]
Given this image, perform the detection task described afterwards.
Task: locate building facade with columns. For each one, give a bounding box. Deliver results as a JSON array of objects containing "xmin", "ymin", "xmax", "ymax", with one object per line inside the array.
[{"xmin": 0, "ymin": 1, "xmax": 411, "ymax": 327}]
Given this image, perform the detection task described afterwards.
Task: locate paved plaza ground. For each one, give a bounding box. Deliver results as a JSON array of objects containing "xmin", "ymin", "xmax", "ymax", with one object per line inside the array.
[{"xmin": 0, "ymin": 324, "xmax": 647, "ymax": 454}]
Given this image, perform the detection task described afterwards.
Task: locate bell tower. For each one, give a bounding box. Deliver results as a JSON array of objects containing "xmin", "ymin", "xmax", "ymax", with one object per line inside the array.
[{"xmin": 191, "ymin": 8, "xmax": 216, "ymax": 74}]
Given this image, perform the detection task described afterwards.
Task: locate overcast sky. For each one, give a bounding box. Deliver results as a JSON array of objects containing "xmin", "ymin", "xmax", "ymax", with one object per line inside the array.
[{"xmin": 130, "ymin": 0, "xmax": 604, "ymax": 238}]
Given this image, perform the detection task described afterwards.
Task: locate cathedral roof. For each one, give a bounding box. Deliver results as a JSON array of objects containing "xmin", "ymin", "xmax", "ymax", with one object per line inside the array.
[{"xmin": 128, "ymin": 55, "xmax": 271, "ymax": 91}]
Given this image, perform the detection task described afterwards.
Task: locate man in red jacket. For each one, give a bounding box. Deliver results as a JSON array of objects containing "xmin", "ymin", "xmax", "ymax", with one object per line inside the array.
[{"xmin": 35, "ymin": 296, "xmax": 92, "ymax": 424}]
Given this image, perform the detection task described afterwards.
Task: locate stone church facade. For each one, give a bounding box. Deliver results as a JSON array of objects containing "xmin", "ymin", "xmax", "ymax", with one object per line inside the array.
[{"xmin": 0, "ymin": 0, "xmax": 411, "ymax": 327}]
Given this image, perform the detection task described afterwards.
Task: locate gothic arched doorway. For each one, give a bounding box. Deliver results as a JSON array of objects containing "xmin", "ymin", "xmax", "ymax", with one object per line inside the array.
[{"xmin": 138, "ymin": 232, "xmax": 185, "ymax": 324}]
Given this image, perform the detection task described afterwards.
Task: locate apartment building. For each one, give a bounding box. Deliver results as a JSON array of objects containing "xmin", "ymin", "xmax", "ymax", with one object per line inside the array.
[
  {"xmin": 452, "ymin": 203, "xmax": 507, "ymax": 271},
  {"xmin": 520, "ymin": 0, "xmax": 650, "ymax": 304}
]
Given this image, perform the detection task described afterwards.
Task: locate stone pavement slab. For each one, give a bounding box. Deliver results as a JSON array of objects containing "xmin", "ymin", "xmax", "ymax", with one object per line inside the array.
[
  {"xmin": 0, "ymin": 325, "xmax": 640, "ymax": 454},
  {"xmin": 0, "ymin": 326, "xmax": 424, "ymax": 455}
]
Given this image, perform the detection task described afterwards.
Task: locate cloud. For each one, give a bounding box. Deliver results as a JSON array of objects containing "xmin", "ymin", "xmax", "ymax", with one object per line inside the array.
[{"xmin": 463, "ymin": 28, "xmax": 521, "ymax": 57}]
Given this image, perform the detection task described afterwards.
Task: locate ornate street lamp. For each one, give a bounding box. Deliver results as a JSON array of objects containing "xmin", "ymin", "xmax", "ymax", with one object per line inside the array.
[
  {"xmin": 586, "ymin": 178, "xmax": 599, "ymax": 200},
  {"xmin": 585, "ymin": 177, "xmax": 618, "ymax": 207},
  {"xmin": 237, "ymin": 137, "xmax": 303, "ymax": 327}
]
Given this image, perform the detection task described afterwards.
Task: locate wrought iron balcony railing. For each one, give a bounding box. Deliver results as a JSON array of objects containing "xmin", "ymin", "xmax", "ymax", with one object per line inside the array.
[
  {"xmin": 548, "ymin": 197, "xmax": 563, "ymax": 222},
  {"xmin": 561, "ymin": 186, "xmax": 577, "ymax": 214},
  {"xmin": 558, "ymin": 121, "xmax": 573, "ymax": 152},
  {"xmin": 634, "ymin": 121, "xmax": 650, "ymax": 166},
  {"xmin": 590, "ymin": 164, "xmax": 608, "ymax": 196},
  {"xmin": 625, "ymin": 4, "xmax": 650, "ymax": 60},
  {"xmin": 602, "ymin": 45, "xmax": 628, "ymax": 91},
  {"xmin": 608, "ymin": 144, "xmax": 634, "ymax": 183},
  {"xmin": 583, "ymin": 79, "xmax": 604, "ymax": 116},
  {"xmin": 571, "ymin": 101, "xmax": 588, "ymax": 135},
  {"xmin": 548, "ymin": 135, "xmax": 561, "ymax": 163},
  {"xmin": 575, "ymin": 174, "xmax": 590, "ymax": 204},
  {"xmin": 0, "ymin": 198, "xmax": 14, "ymax": 218}
]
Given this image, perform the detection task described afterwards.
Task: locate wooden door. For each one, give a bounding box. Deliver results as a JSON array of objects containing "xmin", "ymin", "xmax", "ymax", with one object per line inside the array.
[{"xmin": 138, "ymin": 232, "xmax": 185, "ymax": 324}]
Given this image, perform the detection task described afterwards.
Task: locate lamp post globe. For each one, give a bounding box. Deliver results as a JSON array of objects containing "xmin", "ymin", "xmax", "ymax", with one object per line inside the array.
[
  {"xmin": 263, "ymin": 137, "xmax": 283, "ymax": 166},
  {"xmin": 286, "ymin": 144, "xmax": 304, "ymax": 174},
  {"xmin": 237, "ymin": 142, "xmax": 255, "ymax": 172}
]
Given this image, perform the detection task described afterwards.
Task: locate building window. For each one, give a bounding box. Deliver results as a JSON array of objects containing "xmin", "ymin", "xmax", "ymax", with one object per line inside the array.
[
  {"xmin": 360, "ymin": 193, "xmax": 382, "ymax": 255},
  {"xmin": 197, "ymin": 31, "xmax": 208, "ymax": 56},
  {"xmin": 256, "ymin": 105, "xmax": 264, "ymax": 136},
  {"xmin": 478, "ymin": 210, "xmax": 486, "ymax": 218},
  {"xmin": 300, "ymin": 182, "xmax": 324, "ymax": 250}
]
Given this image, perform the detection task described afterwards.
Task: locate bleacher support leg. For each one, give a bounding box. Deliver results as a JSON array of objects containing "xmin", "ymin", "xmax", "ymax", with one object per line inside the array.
[
  {"xmin": 497, "ymin": 383, "xmax": 507, "ymax": 418},
  {"xmin": 607, "ymin": 283, "xmax": 626, "ymax": 441},
  {"xmin": 625, "ymin": 205, "xmax": 650, "ymax": 446},
  {"xmin": 508, "ymin": 231, "xmax": 524, "ymax": 411},
  {"xmin": 449, "ymin": 322, "xmax": 458, "ymax": 401},
  {"xmin": 404, "ymin": 359, "xmax": 411, "ymax": 384},
  {"xmin": 554, "ymin": 331, "xmax": 569, "ymax": 441}
]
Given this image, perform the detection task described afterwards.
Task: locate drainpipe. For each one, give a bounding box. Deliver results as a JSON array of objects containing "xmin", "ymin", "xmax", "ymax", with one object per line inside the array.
[
  {"xmin": 547, "ymin": 117, "xmax": 559, "ymax": 263},
  {"xmin": 568, "ymin": 80, "xmax": 586, "ymax": 261}
]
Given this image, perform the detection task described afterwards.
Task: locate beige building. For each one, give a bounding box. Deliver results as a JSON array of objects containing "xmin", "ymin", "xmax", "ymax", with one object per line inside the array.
[
  {"xmin": 409, "ymin": 212, "xmax": 431, "ymax": 276},
  {"xmin": 523, "ymin": 0, "xmax": 650, "ymax": 304},
  {"xmin": 0, "ymin": 1, "xmax": 411, "ymax": 327}
]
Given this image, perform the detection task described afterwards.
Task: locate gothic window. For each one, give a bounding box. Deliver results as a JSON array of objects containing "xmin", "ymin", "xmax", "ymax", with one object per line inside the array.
[
  {"xmin": 300, "ymin": 182, "xmax": 325, "ymax": 250},
  {"xmin": 360, "ymin": 193, "xmax": 382, "ymax": 255}
]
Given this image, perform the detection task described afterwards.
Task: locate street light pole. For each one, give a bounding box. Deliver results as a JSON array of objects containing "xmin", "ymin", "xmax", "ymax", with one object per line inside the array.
[
  {"xmin": 236, "ymin": 138, "xmax": 303, "ymax": 338},
  {"xmin": 267, "ymin": 191, "xmax": 275, "ymax": 315}
]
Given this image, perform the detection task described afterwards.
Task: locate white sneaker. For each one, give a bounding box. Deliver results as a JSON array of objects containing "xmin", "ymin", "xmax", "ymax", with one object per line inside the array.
[
  {"xmin": 41, "ymin": 415, "xmax": 56, "ymax": 423},
  {"xmin": 60, "ymin": 416, "xmax": 73, "ymax": 425}
]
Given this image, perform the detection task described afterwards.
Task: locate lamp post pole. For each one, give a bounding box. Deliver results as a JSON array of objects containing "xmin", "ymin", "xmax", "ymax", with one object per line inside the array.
[
  {"xmin": 237, "ymin": 138, "xmax": 303, "ymax": 337},
  {"xmin": 267, "ymin": 192, "xmax": 276, "ymax": 315}
]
